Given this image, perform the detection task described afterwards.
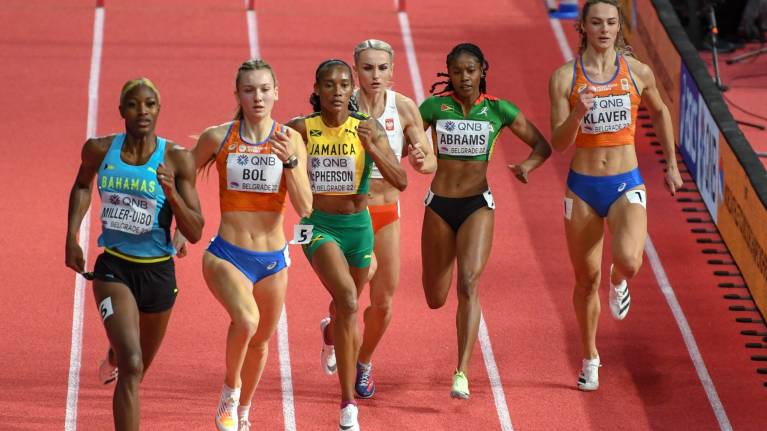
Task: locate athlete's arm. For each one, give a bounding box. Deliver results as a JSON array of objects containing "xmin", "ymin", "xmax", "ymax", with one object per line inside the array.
[
  {"xmin": 507, "ymin": 110, "xmax": 552, "ymax": 183},
  {"xmin": 631, "ymin": 59, "xmax": 683, "ymax": 195},
  {"xmin": 285, "ymin": 116, "xmax": 308, "ymax": 142},
  {"xmin": 397, "ymin": 94, "xmax": 436, "ymax": 174},
  {"xmin": 65, "ymin": 137, "xmax": 109, "ymax": 273},
  {"xmin": 549, "ymin": 62, "xmax": 594, "ymax": 152},
  {"xmin": 161, "ymin": 145, "xmax": 204, "ymax": 243},
  {"xmin": 191, "ymin": 124, "xmax": 227, "ymax": 171},
  {"xmin": 358, "ymin": 118, "xmax": 407, "ymax": 191},
  {"xmin": 278, "ymin": 127, "xmax": 313, "ymax": 217}
]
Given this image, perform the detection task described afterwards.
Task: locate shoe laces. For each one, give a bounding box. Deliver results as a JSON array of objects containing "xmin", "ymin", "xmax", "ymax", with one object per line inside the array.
[
  {"xmin": 358, "ymin": 366, "xmax": 371, "ymax": 386},
  {"xmin": 218, "ymin": 394, "xmax": 237, "ymax": 418}
]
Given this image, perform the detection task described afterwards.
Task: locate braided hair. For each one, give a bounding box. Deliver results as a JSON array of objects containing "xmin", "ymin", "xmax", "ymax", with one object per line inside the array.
[
  {"xmin": 429, "ymin": 43, "xmax": 489, "ymax": 95},
  {"xmin": 309, "ymin": 59, "xmax": 359, "ymax": 112}
]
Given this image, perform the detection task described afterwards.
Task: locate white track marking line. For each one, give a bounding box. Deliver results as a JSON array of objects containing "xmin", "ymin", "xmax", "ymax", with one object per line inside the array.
[
  {"xmin": 65, "ymin": 5, "xmax": 104, "ymax": 431},
  {"xmin": 243, "ymin": 5, "xmax": 295, "ymax": 430},
  {"xmin": 549, "ymin": 14, "xmax": 732, "ymax": 431}
]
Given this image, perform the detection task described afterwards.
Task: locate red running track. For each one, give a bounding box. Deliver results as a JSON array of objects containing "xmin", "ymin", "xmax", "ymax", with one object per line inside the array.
[{"xmin": 0, "ymin": 0, "xmax": 765, "ymax": 429}]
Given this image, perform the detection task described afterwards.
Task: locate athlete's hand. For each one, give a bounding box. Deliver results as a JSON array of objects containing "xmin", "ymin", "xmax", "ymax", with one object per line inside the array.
[
  {"xmin": 156, "ymin": 163, "xmax": 177, "ymax": 202},
  {"xmin": 172, "ymin": 229, "xmax": 188, "ymax": 258},
  {"xmin": 408, "ymin": 141, "xmax": 426, "ymax": 169},
  {"xmin": 65, "ymin": 239, "xmax": 85, "ymax": 273},
  {"xmin": 356, "ymin": 120, "xmax": 377, "ymax": 150},
  {"xmin": 664, "ymin": 164, "xmax": 684, "ymax": 196},
  {"xmin": 575, "ymin": 85, "xmax": 596, "ymax": 118},
  {"xmin": 270, "ymin": 128, "xmax": 292, "ymax": 163},
  {"xmin": 508, "ymin": 161, "xmax": 532, "ymax": 184}
]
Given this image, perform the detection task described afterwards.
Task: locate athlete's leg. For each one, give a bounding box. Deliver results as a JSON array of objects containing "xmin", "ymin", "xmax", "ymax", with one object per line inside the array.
[
  {"xmin": 311, "ymin": 242, "xmax": 366, "ymax": 402},
  {"xmin": 137, "ymin": 308, "xmax": 173, "ymax": 375},
  {"xmin": 202, "ymin": 252, "xmax": 260, "ymax": 389},
  {"xmin": 607, "ymin": 186, "xmax": 648, "ymax": 284},
  {"xmin": 93, "ymin": 280, "xmax": 142, "ymax": 431},
  {"xmin": 454, "ymin": 208, "xmax": 494, "ymax": 375},
  {"xmin": 564, "ymin": 190, "xmax": 605, "ymax": 360},
  {"xmin": 239, "ymin": 269, "xmax": 288, "ymax": 407},
  {"xmin": 421, "ymin": 207, "xmax": 457, "ymax": 309},
  {"xmin": 359, "ymin": 220, "xmax": 400, "ymax": 363}
]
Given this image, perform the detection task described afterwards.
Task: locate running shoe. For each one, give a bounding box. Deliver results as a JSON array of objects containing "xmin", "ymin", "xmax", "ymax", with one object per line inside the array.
[
  {"xmin": 98, "ymin": 349, "xmax": 118, "ymax": 385},
  {"xmin": 608, "ymin": 264, "xmax": 631, "ymax": 320},
  {"xmin": 339, "ymin": 404, "xmax": 360, "ymax": 431},
  {"xmin": 577, "ymin": 357, "xmax": 600, "ymax": 391},
  {"xmin": 238, "ymin": 419, "xmax": 251, "ymax": 431},
  {"xmin": 450, "ymin": 370, "xmax": 470, "ymax": 399},
  {"xmin": 215, "ymin": 386, "xmax": 240, "ymax": 431},
  {"xmin": 320, "ymin": 317, "xmax": 337, "ymax": 375},
  {"xmin": 355, "ymin": 362, "xmax": 376, "ymax": 399}
]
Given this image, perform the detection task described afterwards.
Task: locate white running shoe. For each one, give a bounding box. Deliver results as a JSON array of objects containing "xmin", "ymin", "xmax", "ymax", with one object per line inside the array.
[
  {"xmin": 339, "ymin": 404, "xmax": 360, "ymax": 431},
  {"xmin": 98, "ymin": 349, "xmax": 118, "ymax": 385},
  {"xmin": 608, "ymin": 265, "xmax": 631, "ymax": 320},
  {"xmin": 577, "ymin": 357, "xmax": 600, "ymax": 391},
  {"xmin": 238, "ymin": 419, "xmax": 251, "ymax": 431},
  {"xmin": 320, "ymin": 317, "xmax": 337, "ymax": 375},
  {"xmin": 215, "ymin": 386, "xmax": 240, "ymax": 431}
]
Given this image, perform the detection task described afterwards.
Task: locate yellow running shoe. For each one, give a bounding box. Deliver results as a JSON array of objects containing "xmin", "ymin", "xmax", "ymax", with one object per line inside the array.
[{"xmin": 450, "ymin": 370, "xmax": 470, "ymax": 399}]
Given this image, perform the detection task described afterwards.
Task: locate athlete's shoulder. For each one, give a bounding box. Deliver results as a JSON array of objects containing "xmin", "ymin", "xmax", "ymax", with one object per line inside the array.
[
  {"xmin": 623, "ymin": 54, "xmax": 651, "ymax": 79},
  {"xmin": 200, "ymin": 121, "xmax": 234, "ymax": 143},
  {"xmin": 350, "ymin": 111, "xmax": 370, "ymax": 121}
]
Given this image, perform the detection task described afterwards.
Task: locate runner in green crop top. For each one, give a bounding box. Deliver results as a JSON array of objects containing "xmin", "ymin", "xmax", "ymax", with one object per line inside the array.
[{"xmin": 418, "ymin": 43, "xmax": 552, "ymax": 400}]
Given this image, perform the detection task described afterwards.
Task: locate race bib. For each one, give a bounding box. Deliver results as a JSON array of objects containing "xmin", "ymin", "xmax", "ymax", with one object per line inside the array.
[
  {"xmin": 289, "ymin": 224, "xmax": 313, "ymax": 245},
  {"xmin": 581, "ymin": 93, "xmax": 632, "ymax": 134},
  {"xmin": 435, "ymin": 119, "xmax": 490, "ymax": 157},
  {"xmin": 100, "ymin": 191, "xmax": 156, "ymax": 235},
  {"xmin": 309, "ymin": 156, "xmax": 356, "ymax": 193},
  {"xmin": 227, "ymin": 153, "xmax": 282, "ymax": 193}
]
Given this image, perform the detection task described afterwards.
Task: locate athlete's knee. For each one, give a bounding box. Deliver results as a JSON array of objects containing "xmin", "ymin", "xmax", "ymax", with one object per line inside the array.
[
  {"xmin": 573, "ymin": 268, "xmax": 600, "ymax": 297},
  {"xmin": 231, "ymin": 310, "xmax": 259, "ymax": 339},
  {"xmin": 457, "ymin": 271, "xmax": 481, "ymax": 300},
  {"xmin": 118, "ymin": 351, "xmax": 144, "ymax": 380},
  {"xmin": 334, "ymin": 290, "xmax": 359, "ymax": 316},
  {"xmin": 367, "ymin": 298, "xmax": 393, "ymax": 320},
  {"xmin": 613, "ymin": 253, "xmax": 643, "ymax": 279},
  {"xmin": 247, "ymin": 337, "xmax": 269, "ymax": 354}
]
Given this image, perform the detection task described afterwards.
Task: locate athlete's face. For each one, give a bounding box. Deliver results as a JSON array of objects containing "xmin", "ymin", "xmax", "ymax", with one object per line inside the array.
[
  {"xmin": 355, "ymin": 49, "xmax": 393, "ymax": 94},
  {"xmin": 236, "ymin": 69, "xmax": 278, "ymax": 120},
  {"xmin": 582, "ymin": 3, "xmax": 621, "ymax": 51},
  {"xmin": 315, "ymin": 65, "xmax": 354, "ymax": 114},
  {"xmin": 120, "ymin": 85, "xmax": 160, "ymax": 136},
  {"xmin": 448, "ymin": 53, "xmax": 482, "ymax": 101}
]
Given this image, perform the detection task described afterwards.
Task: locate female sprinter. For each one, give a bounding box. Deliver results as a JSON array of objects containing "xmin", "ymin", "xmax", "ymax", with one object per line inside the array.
[
  {"xmin": 420, "ymin": 43, "xmax": 551, "ymax": 399},
  {"xmin": 190, "ymin": 60, "xmax": 311, "ymax": 431},
  {"xmin": 350, "ymin": 39, "xmax": 436, "ymax": 398},
  {"xmin": 65, "ymin": 78, "xmax": 204, "ymax": 431},
  {"xmin": 548, "ymin": 0, "xmax": 683, "ymax": 391},
  {"xmin": 287, "ymin": 59, "xmax": 407, "ymax": 431}
]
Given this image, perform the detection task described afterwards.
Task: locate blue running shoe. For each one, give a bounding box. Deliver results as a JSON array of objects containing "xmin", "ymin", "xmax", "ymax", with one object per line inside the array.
[{"xmin": 355, "ymin": 362, "xmax": 376, "ymax": 399}]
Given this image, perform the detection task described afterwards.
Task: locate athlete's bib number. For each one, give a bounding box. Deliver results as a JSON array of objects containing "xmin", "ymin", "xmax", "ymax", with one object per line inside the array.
[
  {"xmin": 100, "ymin": 191, "xmax": 156, "ymax": 235},
  {"xmin": 581, "ymin": 93, "xmax": 632, "ymax": 134},
  {"xmin": 226, "ymin": 153, "xmax": 283, "ymax": 193},
  {"xmin": 290, "ymin": 224, "xmax": 313, "ymax": 245},
  {"xmin": 435, "ymin": 119, "xmax": 490, "ymax": 157},
  {"xmin": 309, "ymin": 156, "xmax": 356, "ymax": 193}
]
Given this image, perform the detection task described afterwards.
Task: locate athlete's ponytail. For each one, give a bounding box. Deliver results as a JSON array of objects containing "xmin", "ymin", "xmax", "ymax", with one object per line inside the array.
[{"xmin": 429, "ymin": 43, "xmax": 489, "ymax": 95}]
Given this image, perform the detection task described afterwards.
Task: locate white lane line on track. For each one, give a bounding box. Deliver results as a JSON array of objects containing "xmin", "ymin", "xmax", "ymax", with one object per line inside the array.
[
  {"xmin": 65, "ymin": 5, "xmax": 104, "ymax": 431},
  {"xmin": 399, "ymin": 7, "xmax": 515, "ymax": 431},
  {"xmin": 548, "ymin": 15, "xmax": 732, "ymax": 431},
  {"xmin": 244, "ymin": 4, "xmax": 296, "ymax": 430}
]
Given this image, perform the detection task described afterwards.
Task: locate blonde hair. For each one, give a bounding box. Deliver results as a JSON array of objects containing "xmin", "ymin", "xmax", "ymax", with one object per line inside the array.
[
  {"xmin": 120, "ymin": 77, "xmax": 160, "ymax": 105},
  {"xmin": 353, "ymin": 39, "xmax": 394, "ymax": 63},
  {"xmin": 577, "ymin": 0, "xmax": 633, "ymax": 56}
]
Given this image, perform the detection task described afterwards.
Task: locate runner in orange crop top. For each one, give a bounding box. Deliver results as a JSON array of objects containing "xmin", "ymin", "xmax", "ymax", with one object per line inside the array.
[
  {"xmin": 183, "ymin": 60, "xmax": 312, "ymax": 431},
  {"xmin": 548, "ymin": 0, "xmax": 682, "ymax": 392}
]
